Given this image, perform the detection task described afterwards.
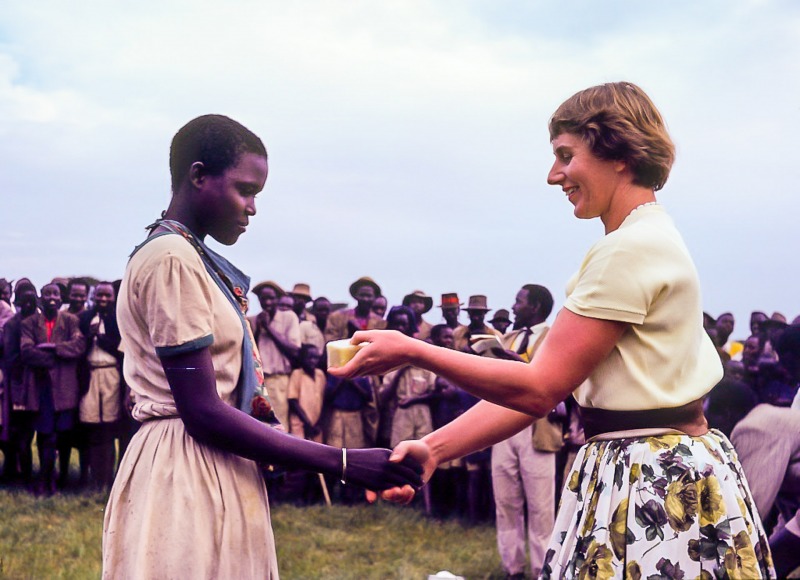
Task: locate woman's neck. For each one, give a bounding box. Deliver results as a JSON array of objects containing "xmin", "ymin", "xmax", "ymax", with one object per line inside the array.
[{"xmin": 602, "ymin": 184, "xmax": 657, "ymax": 234}]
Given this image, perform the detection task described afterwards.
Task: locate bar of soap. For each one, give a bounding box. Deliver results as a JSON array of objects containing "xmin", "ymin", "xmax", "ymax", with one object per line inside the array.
[{"xmin": 326, "ymin": 339, "xmax": 365, "ymax": 368}]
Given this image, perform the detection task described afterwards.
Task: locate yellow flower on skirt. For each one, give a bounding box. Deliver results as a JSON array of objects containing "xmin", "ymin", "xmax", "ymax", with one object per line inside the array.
[
  {"xmin": 628, "ymin": 462, "xmax": 641, "ymax": 485},
  {"xmin": 724, "ymin": 530, "xmax": 761, "ymax": 580},
  {"xmin": 568, "ymin": 467, "xmax": 581, "ymax": 493},
  {"xmin": 665, "ymin": 471, "xmax": 698, "ymax": 533},
  {"xmin": 697, "ymin": 474, "xmax": 727, "ymax": 527},
  {"xmin": 578, "ymin": 540, "xmax": 614, "ymax": 580},
  {"xmin": 646, "ymin": 434, "xmax": 682, "ymax": 452},
  {"xmin": 625, "ymin": 561, "xmax": 642, "ymax": 580},
  {"xmin": 737, "ymin": 496, "xmax": 753, "ymax": 534},
  {"xmin": 580, "ymin": 451, "xmax": 604, "ymax": 536},
  {"xmin": 609, "ymin": 498, "xmax": 629, "ymax": 560}
]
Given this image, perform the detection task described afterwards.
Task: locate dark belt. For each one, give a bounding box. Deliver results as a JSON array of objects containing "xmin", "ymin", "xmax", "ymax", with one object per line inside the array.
[
  {"xmin": 578, "ymin": 398, "xmax": 708, "ymax": 440},
  {"xmin": 141, "ymin": 415, "xmax": 179, "ymax": 422}
]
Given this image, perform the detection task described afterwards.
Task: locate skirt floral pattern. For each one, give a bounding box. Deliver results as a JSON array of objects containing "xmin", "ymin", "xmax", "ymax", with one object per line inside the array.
[{"xmin": 542, "ymin": 430, "xmax": 775, "ymax": 579}]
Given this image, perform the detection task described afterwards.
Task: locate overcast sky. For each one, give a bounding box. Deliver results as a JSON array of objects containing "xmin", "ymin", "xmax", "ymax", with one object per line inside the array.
[{"xmin": 1, "ymin": 0, "xmax": 798, "ymax": 338}]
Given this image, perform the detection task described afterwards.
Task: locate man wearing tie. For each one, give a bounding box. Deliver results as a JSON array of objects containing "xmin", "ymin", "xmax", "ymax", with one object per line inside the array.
[{"xmin": 491, "ymin": 284, "xmax": 563, "ymax": 580}]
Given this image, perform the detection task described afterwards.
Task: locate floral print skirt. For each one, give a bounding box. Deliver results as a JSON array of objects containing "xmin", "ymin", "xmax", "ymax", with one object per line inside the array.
[{"xmin": 542, "ymin": 430, "xmax": 775, "ymax": 579}]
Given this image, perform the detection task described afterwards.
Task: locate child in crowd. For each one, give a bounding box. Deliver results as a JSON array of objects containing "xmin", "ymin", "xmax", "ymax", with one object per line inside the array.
[
  {"xmin": 288, "ymin": 344, "xmax": 325, "ymax": 443},
  {"xmin": 285, "ymin": 344, "xmax": 327, "ymax": 503}
]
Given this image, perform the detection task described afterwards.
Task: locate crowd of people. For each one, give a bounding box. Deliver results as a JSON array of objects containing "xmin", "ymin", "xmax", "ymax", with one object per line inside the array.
[
  {"xmin": 703, "ymin": 310, "xmax": 800, "ymax": 578},
  {"xmin": 0, "ymin": 276, "xmax": 134, "ymax": 495},
  {"xmin": 1, "ymin": 271, "xmax": 798, "ymax": 575}
]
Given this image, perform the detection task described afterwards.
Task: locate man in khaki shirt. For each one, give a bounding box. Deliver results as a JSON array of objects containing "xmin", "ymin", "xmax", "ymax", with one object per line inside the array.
[
  {"xmin": 491, "ymin": 284, "xmax": 561, "ymax": 580},
  {"xmin": 452, "ymin": 295, "xmax": 501, "ymax": 353},
  {"xmin": 324, "ymin": 277, "xmax": 386, "ymax": 343},
  {"xmin": 402, "ymin": 290, "xmax": 434, "ymax": 341}
]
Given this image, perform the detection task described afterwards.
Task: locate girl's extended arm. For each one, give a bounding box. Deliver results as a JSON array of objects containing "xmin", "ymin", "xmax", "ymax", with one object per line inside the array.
[{"xmin": 162, "ymin": 347, "xmax": 421, "ymax": 491}]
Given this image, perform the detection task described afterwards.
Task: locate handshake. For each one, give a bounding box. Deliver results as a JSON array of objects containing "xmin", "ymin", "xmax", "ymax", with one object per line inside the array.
[{"xmin": 364, "ymin": 440, "xmax": 435, "ymax": 505}]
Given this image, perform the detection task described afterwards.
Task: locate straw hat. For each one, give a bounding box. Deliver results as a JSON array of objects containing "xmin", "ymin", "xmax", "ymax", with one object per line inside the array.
[
  {"xmin": 288, "ymin": 283, "xmax": 312, "ymax": 303},
  {"xmin": 349, "ymin": 276, "xmax": 381, "ymax": 299},
  {"xmin": 402, "ymin": 290, "xmax": 433, "ymax": 313},
  {"xmin": 252, "ymin": 280, "xmax": 284, "ymax": 297},
  {"xmin": 464, "ymin": 295, "xmax": 491, "ymax": 312},
  {"xmin": 490, "ymin": 308, "xmax": 511, "ymax": 323}
]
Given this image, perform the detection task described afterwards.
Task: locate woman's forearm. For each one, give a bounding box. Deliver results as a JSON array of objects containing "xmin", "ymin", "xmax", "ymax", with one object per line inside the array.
[
  {"xmin": 407, "ymin": 340, "xmax": 553, "ymax": 415},
  {"xmin": 338, "ymin": 310, "xmax": 626, "ymax": 416},
  {"xmin": 422, "ymin": 400, "xmax": 535, "ymax": 466}
]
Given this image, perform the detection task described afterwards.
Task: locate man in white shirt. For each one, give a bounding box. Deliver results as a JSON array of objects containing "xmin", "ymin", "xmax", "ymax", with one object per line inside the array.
[{"xmin": 492, "ymin": 284, "xmax": 560, "ymax": 580}]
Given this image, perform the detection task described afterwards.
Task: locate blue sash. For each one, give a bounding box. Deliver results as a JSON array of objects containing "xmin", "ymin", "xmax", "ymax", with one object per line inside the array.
[{"xmin": 131, "ymin": 220, "xmax": 278, "ymax": 425}]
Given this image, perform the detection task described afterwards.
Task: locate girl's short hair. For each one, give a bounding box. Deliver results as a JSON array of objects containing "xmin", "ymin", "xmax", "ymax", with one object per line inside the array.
[
  {"xmin": 548, "ymin": 82, "xmax": 675, "ymax": 191},
  {"xmin": 169, "ymin": 114, "xmax": 267, "ymax": 192}
]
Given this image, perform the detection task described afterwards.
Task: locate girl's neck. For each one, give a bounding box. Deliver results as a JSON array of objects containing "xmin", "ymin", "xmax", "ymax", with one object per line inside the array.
[{"xmin": 162, "ymin": 200, "xmax": 205, "ymax": 240}]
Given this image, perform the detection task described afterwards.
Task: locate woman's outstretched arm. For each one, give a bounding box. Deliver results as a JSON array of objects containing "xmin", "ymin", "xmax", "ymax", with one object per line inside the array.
[
  {"xmin": 376, "ymin": 402, "xmax": 539, "ymax": 504},
  {"xmin": 161, "ymin": 347, "xmax": 422, "ymax": 491},
  {"xmin": 330, "ymin": 308, "xmax": 627, "ymax": 417},
  {"xmin": 369, "ymin": 311, "xmax": 626, "ymax": 504}
]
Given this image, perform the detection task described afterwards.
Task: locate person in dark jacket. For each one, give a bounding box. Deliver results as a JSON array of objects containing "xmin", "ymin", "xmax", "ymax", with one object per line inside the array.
[
  {"xmin": 2, "ymin": 279, "xmax": 38, "ymax": 485},
  {"xmin": 20, "ymin": 282, "xmax": 85, "ymax": 495}
]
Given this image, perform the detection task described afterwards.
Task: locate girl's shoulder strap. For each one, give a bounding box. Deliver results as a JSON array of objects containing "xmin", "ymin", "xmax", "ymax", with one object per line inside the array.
[{"xmin": 128, "ymin": 230, "xmax": 175, "ymax": 261}]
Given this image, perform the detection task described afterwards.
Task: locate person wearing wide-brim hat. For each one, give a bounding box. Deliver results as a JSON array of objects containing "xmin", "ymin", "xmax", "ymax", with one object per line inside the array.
[
  {"xmin": 288, "ymin": 283, "xmax": 316, "ymax": 321},
  {"xmin": 288, "ymin": 282, "xmax": 312, "ymax": 303},
  {"xmin": 438, "ymin": 293, "xmax": 465, "ymax": 332},
  {"xmin": 252, "ymin": 280, "xmax": 285, "ymax": 298},
  {"xmin": 403, "ymin": 290, "xmax": 434, "ymax": 341},
  {"xmin": 489, "ymin": 308, "xmax": 512, "ymax": 335},
  {"xmin": 453, "ymin": 295, "xmax": 501, "ymax": 352},
  {"xmin": 348, "ymin": 277, "xmax": 381, "ymax": 300},
  {"xmin": 324, "ymin": 276, "xmax": 387, "ymax": 343},
  {"xmin": 289, "ymin": 283, "xmax": 325, "ymax": 353}
]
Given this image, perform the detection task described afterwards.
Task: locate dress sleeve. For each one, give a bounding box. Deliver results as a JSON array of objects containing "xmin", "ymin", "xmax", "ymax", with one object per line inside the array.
[
  {"xmin": 138, "ymin": 246, "xmax": 215, "ymax": 357},
  {"xmin": 564, "ymin": 234, "xmax": 659, "ymax": 325}
]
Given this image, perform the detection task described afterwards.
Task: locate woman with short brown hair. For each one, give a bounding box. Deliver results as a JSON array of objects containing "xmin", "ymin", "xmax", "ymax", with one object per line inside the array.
[{"xmin": 333, "ymin": 82, "xmax": 774, "ymax": 578}]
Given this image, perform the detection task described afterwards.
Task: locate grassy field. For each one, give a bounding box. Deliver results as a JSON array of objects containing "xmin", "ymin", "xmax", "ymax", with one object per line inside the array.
[{"xmin": 0, "ymin": 487, "xmax": 505, "ymax": 579}]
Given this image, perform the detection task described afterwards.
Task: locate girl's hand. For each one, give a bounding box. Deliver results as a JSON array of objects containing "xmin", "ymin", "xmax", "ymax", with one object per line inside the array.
[{"xmin": 344, "ymin": 448, "xmax": 423, "ymax": 491}]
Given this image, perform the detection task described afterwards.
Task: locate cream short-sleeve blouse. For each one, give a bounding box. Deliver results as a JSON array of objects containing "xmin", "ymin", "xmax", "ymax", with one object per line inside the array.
[{"xmin": 564, "ymin": 204, "xmax": 722, "ymax": 411}]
